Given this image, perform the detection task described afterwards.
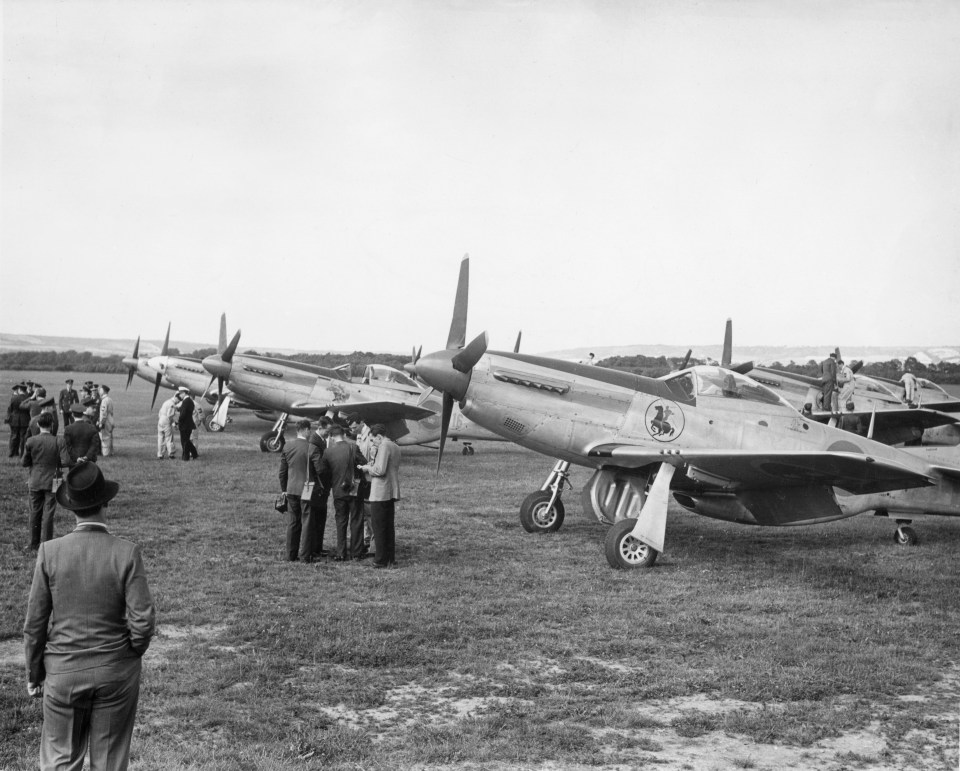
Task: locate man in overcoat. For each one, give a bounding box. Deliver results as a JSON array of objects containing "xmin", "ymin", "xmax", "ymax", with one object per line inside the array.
[{"xmin": 23, "ymin": 461, "xmax": 155, "ymax": 771}]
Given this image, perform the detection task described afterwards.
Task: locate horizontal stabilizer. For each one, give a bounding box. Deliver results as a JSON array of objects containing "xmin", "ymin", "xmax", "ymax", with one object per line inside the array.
[
  {"xmin": 924, "ymin": 399, "xmax": 960, "ymax": 413},
  {"xmin": 289, "ymin": 400, "xmax": 435, "ymax": 423},
  {"xmin": 587, "ymin": 444, "xmax": 934, "ymax": 494}
]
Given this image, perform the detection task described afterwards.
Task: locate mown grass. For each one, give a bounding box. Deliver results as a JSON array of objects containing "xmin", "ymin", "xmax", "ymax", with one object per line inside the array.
[{"xmin": 1, "ymin": 370, "xmax": 959, "ymax": 769}]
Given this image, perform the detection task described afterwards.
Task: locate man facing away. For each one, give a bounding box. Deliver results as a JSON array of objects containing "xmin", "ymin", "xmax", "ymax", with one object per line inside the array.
[
  {"xmin": 61, "ymin": 406, "xmax": 101, "ymax": 468},
  {"xmin": 819, "ymin": 352, "xmax": 838, "ymax": 413},
  {"xmin": 318, "ymin": 425, "xmax": 367, "ymax": 561},
  {"xmin": 58, "ymin": 379, "xmax": 79, "ymax": 427},
  {"xmin": 22, "ymin": 412, "xmax": 61, "ymax": 550},
  {"xmin": 308, "ymin": 418, "xmax": 332, "ymax": 557},
  {"xmin": 279, "ymin": 419, "xmax": 321, "ymax": 562},
  {"xmin": 347, "ymin": 413, "xmax": 374, "ymax": 556},
  {"xmin": 23, "ymin": 461, "xmax": 155, "ymax": 771},
  {"xmin": 97, "ymin": 385, "xmax": 115, "ymax": 456}
]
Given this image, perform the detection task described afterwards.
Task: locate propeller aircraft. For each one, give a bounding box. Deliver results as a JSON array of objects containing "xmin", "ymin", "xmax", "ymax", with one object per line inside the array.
[
  {"xmin": 123, "ymin": 317, "xmax": 258, "ymax": 429},
  {"xmin": 201, "ymin": 325, "xmax": 501, "ymax": 453},
  {"xmin": 407, "ymin": 257, "xmax": 960, "ymax": 568}
]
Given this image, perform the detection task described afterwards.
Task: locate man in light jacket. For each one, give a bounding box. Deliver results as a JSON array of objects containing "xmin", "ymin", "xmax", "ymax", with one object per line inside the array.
[
  {"xmin": 97, "ymin": 385, "xmax": 115, "ymax": 456},
  {"xmin": 359, "ymin": 424, "xmax": 401, "ymax": 568}
]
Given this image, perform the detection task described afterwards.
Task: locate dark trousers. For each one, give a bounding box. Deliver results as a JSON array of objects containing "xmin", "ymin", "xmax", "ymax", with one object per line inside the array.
[
  {"xmin": 178, "ymin": 427, "xmax": 198, "ymax": 460},
  {"xmin": 9, "ymin": 425, "xmax": 28, "ymax": 457},
  {"xmin": 370, "ymin": 499, "xmax": 396, "ymax": 566},
  {"xmin": 333, "ymin": 496, "xmax": 363, "ymax": 559},
  {"xmin": 41, "ymin": 657, "xmax": 141, "ymax": 771},
  {"xmin": 286, "ymin": 497, "xmax": 318, "ymax": 561},
  {"xmin": 29, "ymin": 489, "xmax": 57, "ymax": 548},
  {"xmin": 310, "ymin": 491, "xmax": 329, "ymax": 554},
  {"xmin": 61, "ymin": 410, "xmax": 75, "ymax": 426}
]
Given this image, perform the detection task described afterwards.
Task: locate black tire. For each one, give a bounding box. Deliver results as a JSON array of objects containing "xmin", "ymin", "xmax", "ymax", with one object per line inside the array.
[
  {"xmin": 604, "ymin": 519, "xmax": 659, "ymax": 569},
  {"xmin": 894, "ymin": 525, "xmax": 919, "ymax": 546},
  {"xmin": 259, "ymin": 431, "xmax": 285, "ymax": 453},
  {"xmin": 461, "ymin": 446, "xmax": 470, "ymax": 455},
  {"xmin": 205, "ymin": 416, "xmax": 224, "ymax": 432},
  {"xmin": 519, "ymin": 491, "xmax": 565, "ymax": 533}
]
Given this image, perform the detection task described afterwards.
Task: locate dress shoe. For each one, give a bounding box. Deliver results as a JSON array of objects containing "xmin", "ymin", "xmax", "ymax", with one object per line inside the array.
[{"xmin": 333, "ymin": 556, "xmax": 345, "ymax": 562}]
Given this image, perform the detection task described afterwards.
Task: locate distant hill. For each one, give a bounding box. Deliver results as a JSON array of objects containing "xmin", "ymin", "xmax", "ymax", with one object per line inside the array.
[
  {"xmin": 3, "ymin": 332, "xmax": 958, "ymax": 366},
  {"xmin": 0, "ymin": 333, "xmax": 349, "ymax": 358},
  {"xmin": 541, "ymin": 344, "xmax": 960, "ymax": 366}
]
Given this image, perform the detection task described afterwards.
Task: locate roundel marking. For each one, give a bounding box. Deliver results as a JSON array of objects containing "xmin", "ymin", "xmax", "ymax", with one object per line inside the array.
[{"xmin": 644, "ymin": 398, "xmax": 685, "ymax": 442}]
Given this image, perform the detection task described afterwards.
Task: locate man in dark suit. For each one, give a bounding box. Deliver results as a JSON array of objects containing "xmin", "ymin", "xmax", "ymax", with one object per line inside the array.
[
  {"xmin": 307, "ymin": 418, "xmax": 332, "ymax": 557},
  {"xmin": 176, "ymin": 388, "xmax": 199, "ymax": 461},
  {"xmin": 279, "ymin": 419, "xmax": 319, "ymax": 562},
  {"xmin": 27, "ymin": 397, "xmax": 59, "ymax": 438},
  {"xmin": 819, "ymin": 352, "xmax": 838, "ymax": 414},
  {"xmin": 318, "ymin": 425, "xmax": 367, "ymax": 561},
  {"xmin": 61, "ymin": 405, "xmax": 101, "ymax": 467},
  {"xmin": 22, "ymin": 413, "xmax": 62, "ymax": 549},
  {"xmin": 23, "ymin": 461, "xmax": 155, "ymax": 771},
  {"xmin": 7, "ymin": 383, "xmax": 31, "ymax": 457},
  {"xmin": 58, "ymin": 379, "xmax": 79, "ymax": 426}
]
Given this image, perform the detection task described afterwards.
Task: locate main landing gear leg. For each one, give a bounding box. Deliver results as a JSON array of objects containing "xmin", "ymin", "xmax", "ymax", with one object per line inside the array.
[
  {"xmin": 605, "ymin": 463, "xmax": 676, "ymax": 569},
  {"xmin": 460, "ymin": 442, "xmax": 475, "ymax": 456},
  {"xmin": 260, "ymin": 413, "xmax": 288, "ymax": 453},
  {"xmin": 519, "ymin": 460, "xmax": 570, "ymax": 534}
]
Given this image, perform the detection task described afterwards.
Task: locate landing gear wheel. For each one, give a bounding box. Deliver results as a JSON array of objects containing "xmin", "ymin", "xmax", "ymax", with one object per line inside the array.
[
  {"xmin": 462, "ymin": 447, "xmax": 469, "ymax": 455},
  {"xmin": 259, "ymin": 431, "xmax": 285, "ymax": 453},
  {"xmin": 604, "ymin": 519, "xmax": 659, "ymax": 569},
  {"xmin": 205, "ymin": 416, "xmax": 224, "ymax": 432},
  {"xmin": 519, "ymin": 491, "xmax": 565, "ymax": 533},
  {"xmin": 894, "ymin": 525, "xmax": 918, "ymax": 546}
]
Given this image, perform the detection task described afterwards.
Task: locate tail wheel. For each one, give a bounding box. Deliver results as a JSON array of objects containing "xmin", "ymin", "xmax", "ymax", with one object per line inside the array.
[
  {"xmin": 519, "ymin": 491, "xmax": 565, "ymax": 533},
  {"xmin": 604, "ymin": 519, "xmax": 659, "ymax": 569},
  {"xmin": 259, "ymin": 431, "xmax": 285, "ymax": 453},
  {"xmin": 894, "ymin": 525, "xmax": 918, "ymax": 546}
]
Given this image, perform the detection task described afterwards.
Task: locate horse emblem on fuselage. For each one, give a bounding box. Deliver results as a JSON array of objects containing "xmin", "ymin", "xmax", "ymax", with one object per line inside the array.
[{"xmin": 644, "ymin": 398, "xmax": 685, "ymax": 442}]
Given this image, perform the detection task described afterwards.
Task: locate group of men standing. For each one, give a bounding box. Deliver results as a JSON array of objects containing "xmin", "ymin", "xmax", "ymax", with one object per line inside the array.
[
  {"xmin": 279, "ymin": 413, "xmax": 401, "ymax": 569},
  {"xmin": 818, "ymin": 352, "xmax": 856, "ymax": 414},
  {"xmin": 157, "ymin": 387, "xmax": 202, "ymax": 461},
  {"xmin": 8, "ymin": 379, "xmax": 114, "ymax": 459}
]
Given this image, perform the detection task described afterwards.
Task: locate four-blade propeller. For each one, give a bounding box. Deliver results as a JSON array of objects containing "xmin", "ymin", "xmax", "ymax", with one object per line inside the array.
[{"xmin": 150, "ymin": 323, "xmax": 171, "ymax": 409}]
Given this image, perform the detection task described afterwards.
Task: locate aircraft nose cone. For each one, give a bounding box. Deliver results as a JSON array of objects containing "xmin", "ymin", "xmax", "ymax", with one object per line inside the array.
[
  {"xmin": 121, "ymin": 357, "xmax": 139, "ymax": 369},
  {"xmin": 203, "ymin": 354, "xmax": 232, "ymax": 381},
  {"xmin": 416, "ymin": 350, "xmax": 472, "ymax": 401}
]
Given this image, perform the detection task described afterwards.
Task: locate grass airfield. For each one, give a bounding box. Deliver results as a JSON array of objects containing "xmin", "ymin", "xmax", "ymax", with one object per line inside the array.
[{"xmin": 1, "ymin": 370, "xmax": 959, "ymax": 770}]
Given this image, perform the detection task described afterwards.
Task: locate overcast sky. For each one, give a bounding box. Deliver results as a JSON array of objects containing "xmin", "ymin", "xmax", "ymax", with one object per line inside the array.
[{"xmin": 2, "ymin": 0, "xmax": 958, "ymax": 355}]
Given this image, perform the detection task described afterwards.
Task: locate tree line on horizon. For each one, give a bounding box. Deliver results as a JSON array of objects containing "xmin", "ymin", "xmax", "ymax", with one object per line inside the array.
[{"xmin": 1, "ymin": 349, "xmax": 959, "ymax": 384}]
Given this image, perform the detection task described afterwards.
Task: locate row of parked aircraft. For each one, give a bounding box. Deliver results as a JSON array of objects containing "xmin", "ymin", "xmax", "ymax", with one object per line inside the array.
[{"xmin": 123, "ymin": 258, "xmax": 960, "ymax": 569}]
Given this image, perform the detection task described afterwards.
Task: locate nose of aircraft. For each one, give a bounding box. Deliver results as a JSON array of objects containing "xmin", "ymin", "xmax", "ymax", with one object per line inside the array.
[
  {"xmin": 121, "ymin": 357, "xmax": 139, "ymax": 369},
  {"xmin": 415, "ymin": 350, "xmax": 472, "ymax": 402},
  {"xmin": 203, "ymin": 354, "xmax": 232, "ymax": 381}
]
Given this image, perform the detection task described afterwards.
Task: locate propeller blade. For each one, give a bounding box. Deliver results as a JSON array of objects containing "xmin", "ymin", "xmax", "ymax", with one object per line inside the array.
[
  {"xmin": 417, "ymin": 387, "xmax": 436, "ymax": 408},
  {"xmin": 514, "ymin": 331, "xmax": 522, "ymax": 353},
  {"xmin": 722, "ymin": 318, "xmax": 733, "ymax": 367},
  {"xmin": 680, "ymin": 349, "xmax": 692, "ymax": 369},
  {"xmin": 151, "ymin": 373, "xmax": 163, "ymax": 409},
  {"xmin": 125, "ymin": 369, "xmax": 135, "ymax": 390},
  {"xmin": 452, "ymin": 331, "xmax": 488, "ymax": 374},
  {"xmin": 132, "ymin": 335, "xmax": 140, "ymax": 360},
  {"xmin": 731, "ymin": 361, "xmax": 754, "ymax": 375},
  {"xmin": 446, "ymin": 255, "xmax": 469, "ymax": 350},
  {"xmin": 437, "ymin": 392, "xmax": 453, "ymax": 474},
  {"xmin": 160, "ymin": 322, "xmax": 171, "ymax": 357},
  {"xmin": 223, "ymin": 330, "xmax": 241, "ymax": 363},
  {"xmin": 218, "ymin": 313, "xmax": 228, "ymax": 354},
  {"xmin": 125, "ymin": 336, "xmax": 141, "ymax": 390},
  {"xmin": 851, "ymin": 360, "xmax": 864, "ymax": 374}
]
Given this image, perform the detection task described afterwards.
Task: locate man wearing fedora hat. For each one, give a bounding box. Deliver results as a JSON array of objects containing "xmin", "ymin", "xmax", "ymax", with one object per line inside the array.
[{"xmin": 24, "ymin": 461, "xmax": 155, "ymax": 771}]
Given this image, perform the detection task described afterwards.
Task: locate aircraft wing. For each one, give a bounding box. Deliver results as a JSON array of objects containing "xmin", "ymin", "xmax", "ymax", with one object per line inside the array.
[
  {"xmin": 587, "ymin": 445, "xmax": 934, "ymax": 494},
  {"xmin": 288, "ymin": 400, "xmax": 435, "ymax": 423},
  {"xmin": 810, "ymin": 407, "xmax": 959, "ymax": 430},
  {"xmin": 922, "ymin": 399, "xmax": 960, "ymax": 413}
]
